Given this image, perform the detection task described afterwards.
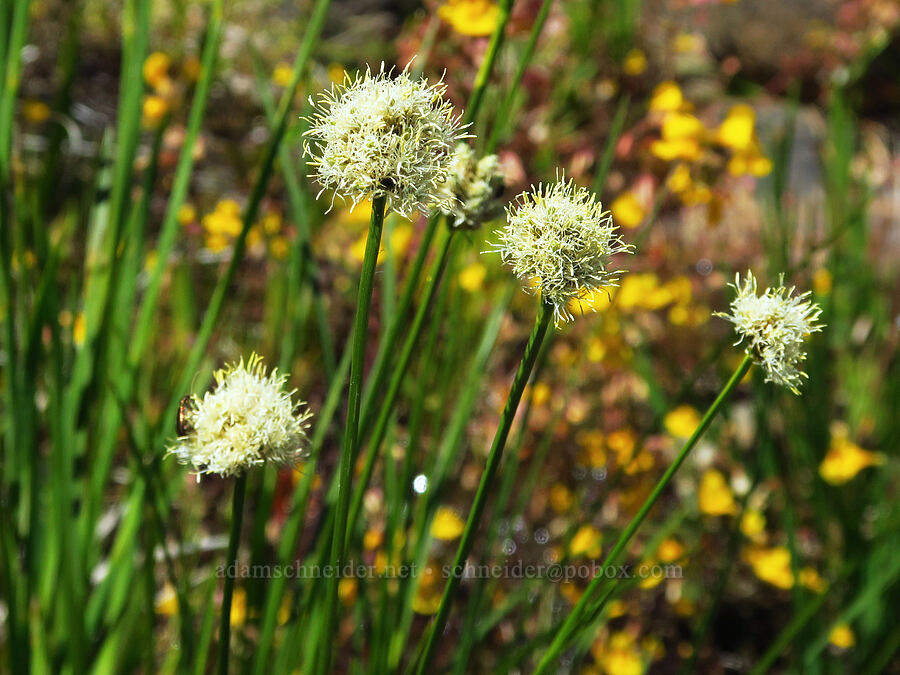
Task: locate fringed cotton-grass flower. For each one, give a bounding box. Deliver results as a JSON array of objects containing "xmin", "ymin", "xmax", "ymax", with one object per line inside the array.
[
  {"xmin": 716, "ymin": 271, "xmax": 823, "ymax": 394},
  {"xmin": 303, "ymin": 62, "xmax": 468, "ymax": 218},
  {"xmin": 492, "ymin": 178, "xmax": 632, "ymax": 324},
  {"xmin": 168, "ymin": 353, "xmax": 312, "ymax": 477},
  {"xmin": 437, "ymin": 143, "xmax": 504, "ymax": 229}
]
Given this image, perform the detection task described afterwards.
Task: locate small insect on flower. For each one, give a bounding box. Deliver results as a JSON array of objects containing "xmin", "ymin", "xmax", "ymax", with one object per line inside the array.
[
  {"xmin": 490, "ymin": 176, "xmax": 633, "ymax": 325},
  {"xmin": 303, "ymin": 60, "xmax": 469, "ymax": 218},
  {"xmin": 176, "ymin": 395, "xmax": 196, "ymax": 437},
  {"xmin": 168, "ymin": 353, "xmax": 313, "ymax": 477},
  {"xmin": 716, "ymin": 271, "xmax": 824, "ymax": 394}
]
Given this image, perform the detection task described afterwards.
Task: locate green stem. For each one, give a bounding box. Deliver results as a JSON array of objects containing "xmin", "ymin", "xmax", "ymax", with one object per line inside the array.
[
  {"xmin": 415, "ymin": 298, "xmax": 553, "ymax": 675},
  {"xmin": 217, "ymin": 473, "xmax": 248, "ymax": 675},
  {"xmin": 465, "ymin": 0, "xmax": 514, "ymax": 125},
  {"xmin": 321, "ymin": 193, "xmax": 387, "ymax": 674},
  {"xmin": 347, "ymin": 228, "xmax": 456, "ymax": 545},
  {"xmin": 533, "ymin": 354, "xmax": 754, "ymax": 674}
]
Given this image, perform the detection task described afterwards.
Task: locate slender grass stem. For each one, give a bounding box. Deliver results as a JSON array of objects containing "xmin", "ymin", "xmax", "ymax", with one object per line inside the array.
[
  {"xmin": 533, "ymin": 354, "xmax": 754, "ymax": 674},
  {"xmin": 321, "ymin": 193, "xmax": 387, "ymax": 674},
  {"xmin": 415, "ymin": 298, "xmax": 553, "ymax": 675},
  {"xmin": 347, "ymin": 228, "xmax": 456, "ymax": 545},
  {"xmin": 217, "ymin": 473, "xmax": 248, "ymax": 675}
]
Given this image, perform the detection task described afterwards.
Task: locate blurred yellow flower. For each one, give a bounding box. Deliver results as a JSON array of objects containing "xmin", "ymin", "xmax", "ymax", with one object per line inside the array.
[
  {"xmin": 569, "ymin": 524, "xmax": 603, "ymax": 558},
  {"xmin": 607, "ymin": 429, "xmax": 637, "ymax": 463},
  {"xmin": 652, "ymin": 112, "xmax": 705, "ymax": 162},
  {"xmin": 270, "ymin": 236, "xmax": 290, "ymax": 260},
  {"xmin": 698, "ymin": 469, "xmax": 737, "ymax": 516},
  {"xmin": 363, "ymin": 528, "xmax": 383, "ymax": 551},
  {"xmin": 649, "ymin": 81, "xmax": 684, "ymax": 112},
  {"xmin": 73, "ymin": 312, "xmax": 86, "ymax": 346},
  {"xmin": 740, "ymin": 508, "xmax": 766, "ymax": 542},
  {"xmin": 143, "ymin": 52, "xmax": 171, "ymax": 91},
  {"xmin": 610, "ymin": 191, "xmax": 644, "ymax": 229},
  {"xmin": 657, "ymin": 538, "xmax": 684, "ymax": 563},
  {"xmin": 716, "ymin": 104, "xmax": 756, "ymax": 152},
  {"xmin": 230, "ymin": 587, "xmax": 247, "ymax": 627},
  {"xmin": 431, "ymin": 506, "xmax": 465, "ymax": 541},
  {"xmin": 798, "ymin": 567, "xmax": 827, "ymax": 593},
  {"xmin": 829, "ymin": 623, "xmax": 855, "ymax": 649},
  {"xmin": 667, "ymin": 163, "xmax": 692, "ymax": 194},
  {"xmin": 550, "ymin": 483, "xmax": 574, "ymax": 513},
  {"xmin": 141, "ymin": 95, "xmax": 168, "ymax": 128},
  {"xmin": 664, "ymin": 405, "xmax": 701, "ymax": 439},
  {"xmin": 812, "ymin": 268, "xmax": 832, "ymax": 295},
  {"xmin": 177, "ymin": 203, "xmax": 196, "ymax": 225},
  {"xmin": 22, "ymin": 100, "xmax": 51, "ymax": 124},
  {"xmin": 727, "ymin": 149, "xmax": 772, "ymax": 177},
  {"xmin": 531, "ymin": 381, "xmax": 551, "ymax": 406},
  {"xmin": 459, "ymin": 261, "xmax": 487, "ymax": 292},
  {"xmin": 437, "ymin": 0, "xmax": 499, "ymax": 37},
  {"xmin": 261, "ymin": 211, "xmax": 283, "ymax": 234},
  {"xmin": 623, "ymin": 49, "xmax": 648, "ymax": 76},
  {"xmin": 819, "ymin": 436, "xmax": 884, "ymax": 485},
  {"xmin": 412, "ymin": 566, "xmax": 442, "ymax": 615},
  {"xmin": 272, "ymin": 62, "xmax": 293, "ymax": 87},
  {"xmin": 673, "ymin": 32, "xmax": 704, "ymax": 54},
  {"xmin": 155, "ymin": 582, "xmax": 178, "ymax": 615},
  {"xmin": 338, "ymin": 578, "xmax": 358, "ymax": 605},
  {"xmin": 597, "ymin": 632, "xmax": 644, "ymax": 675},
  {"xmin": 744, "ymin": 546, "xmax": 794, "ymax": 590}
]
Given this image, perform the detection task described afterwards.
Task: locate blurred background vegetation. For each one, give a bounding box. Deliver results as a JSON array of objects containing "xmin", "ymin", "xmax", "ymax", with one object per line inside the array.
[{"xmin": 2, "ymin": 0, "xmax": 899, "ymax": 672}]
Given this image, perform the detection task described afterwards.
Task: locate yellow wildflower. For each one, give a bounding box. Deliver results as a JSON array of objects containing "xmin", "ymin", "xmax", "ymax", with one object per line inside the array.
[
  {"xmin": 230, "ymin": 587, "xmax": 247, "ymax": 627},
  {"xmin": 610, "ymin": 191, "xmax": 645, "ymax": 229},
  {"xmin": 272, "ymin": 62, "xmax": 293, "ymax": 87},
  {"xmin": 664, "ymin": 405, "xmax": 701, "ymax": 439},
  {"xmin": 143, "ymin": 52, "xmax": 171, "ymax": 90},
  {"xmin": 667, "ymin": 163, "xmax": 692, "ymax": 193},
  {"xmin": 177, "ymin": 203, "xmax": 196, "ymax": 225},
  {"xmin": 657, "ymin": 538, "xmax": 685, "ymax": 563},
  {"xmin": 649, "ymin": 81, "xmax": 684, "ymax": 113},
  {"xmin": 740, "ymin": 508, "xmax": 766, "ymax": 542},
  {"xmin": 22, "ymin": 100, "xmax": 51, "ymax": 124},
  {"xmin": 437, "ymin": 0, "xmax": 499, "ymax": 37},
  {"xmin": 270, "ymin": 236, "xmax": 290, "ymax": 260},
  {"xmin": 141, "ymin": 95, "xmax": 168, "ymax": 128},
  {"xmin": 744, "ymin": 546, "xmax": 794, "ymax": 590},
  {"xmin": 549, "ymin": 483, "xmax": 574, "ymax": 513},
  {"xmin": 569, "ymin": 524, "xmax": 603, "ymax": 558},
  {"xmin": 798, "ymin": 567, "xmax": 826, "ymax": 593},
  {"xmin": 431, "ymin": 506, "xmax": 465, "ymax": 541},
  {"xmin": 819, "ymin": 436, "xmax": 884, "ymax": 485},
  {"xmin": 623, "ymin": 49, "xmax": 648, "ymax": 76},
  {"xmin": 698, "ymin": 469, "xmax": 737, "ymax": 516},
  {"xmin": 155, "ymin": 582, "xmax": 178, "ymax": 615},
  {"xmin": 716, "ymin": 104, "xmax": 756, "ymax": 152},
  {"xmin": 829, "ymin": 623, "xmax": 855, "ymax": 649},
  {"xmin": 812, "ymin": 268, "xmax": 832, "ymax": 295},
  {"xmin": 73, "ymin": 313, "xmax": 86, "ymax": 346},
  {"xmin": 597, "ymin": 632, "xmax": 644, "ymax": 675}
]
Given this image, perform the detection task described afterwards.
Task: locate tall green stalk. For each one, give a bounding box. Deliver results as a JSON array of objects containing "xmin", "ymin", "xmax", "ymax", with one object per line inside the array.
[
  {"xmin": 533, "ymin": 354, "xmax": 754, "ymax": 674},
  {"xmin": 320, "ymin": 194, "xmax": 387, "ymax": 674},
  {"xmin": 415, "ymin": 298, "xmax": 554, "ymax": 674},
  {"xmin": 347, "ymin": 227, "xmax": 457, "ymax": 542},
  {"xmin": 217, "ymin": 473, "xmax": 248, "ymax": 675}
]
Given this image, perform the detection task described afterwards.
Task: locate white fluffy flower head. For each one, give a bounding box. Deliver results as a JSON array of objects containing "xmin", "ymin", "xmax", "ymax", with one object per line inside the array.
[
  {"xmin": 438, "ymin": 143, "xmax": 504, "ymax": 229},
  {"xmin": 717, "ymin": 271, "xmax": 823, "ymax": 394},
  {"xmin": 491, "ymin": 177, "xmax": 632, "ymax": 325},
  {"xmin": 303, "ymin": 61, "xmax": 468, "ymax": 218},
  {"xmin": 168, "ymin": 353, "xmax": 312, "ymax": 476}
]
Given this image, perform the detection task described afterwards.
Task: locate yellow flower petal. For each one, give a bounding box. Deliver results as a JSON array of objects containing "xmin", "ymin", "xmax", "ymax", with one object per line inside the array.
[
  {"xmin": 611, "ymin": 191, "xmax": 645, "ymax": 229},
  {"xmin": 431, "ymin": 506, "xmax": 465, "ymax": 541},
  {"xmin": 649, "ymin": 81, "xmax": 683, "ymax": 112},
  {"xmin": 437, "ymin": 0, "xmax": 499, "ymax": 37},
  {"xmin": 698, "ymin": 469, "xmax": 737, "ymax": 516},
  {"xmin": 664, "ymin": 405, "xmax": 701, "ymax": 439}
]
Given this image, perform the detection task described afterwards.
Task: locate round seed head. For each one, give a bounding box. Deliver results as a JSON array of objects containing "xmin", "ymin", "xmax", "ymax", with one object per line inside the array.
[
  {"xmin": 491, "ymin": 177, "xmax": 632, "ymax": 325},
  {"xmin": 168, "ymin": 353, "xmax": 312, "ymax": 477},
  {"xmin": 438, "ymin": 143, "xmax": 505, "ymax": 229},
  {"xmin": 303, "ymin": 61, "xmax": 468, "ymax": 218},
  {"xmin": 716, "ymin": 271, "xmax": 824, "ymax": 394}
]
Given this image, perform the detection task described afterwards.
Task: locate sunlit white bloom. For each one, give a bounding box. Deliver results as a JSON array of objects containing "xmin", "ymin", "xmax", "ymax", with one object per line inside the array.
[
  {"xmin": 491, "ymin": 177, "xmax": 632, "ymax": 325},
  {"xmin": 717, "ymin": 271, "xmax": 823, "ymax": 394},
  {"xmin": 303, "ymin": 61, "xmax": 468, "ymax": 218},
  {"xmin": 169, "ymin": 353, "xmax": 312, "ymax": 476},
  {"xmin": 438, "ymin": 143, "xmax": 504, "ymax": 229}
]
